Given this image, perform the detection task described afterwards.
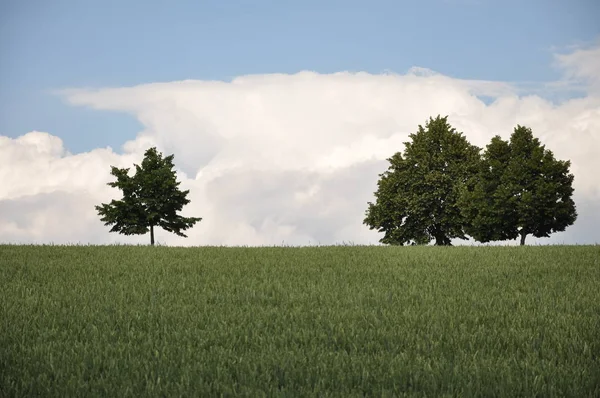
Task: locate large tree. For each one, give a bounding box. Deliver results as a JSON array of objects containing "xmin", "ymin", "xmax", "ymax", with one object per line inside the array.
[
  {"xmin": 364, "ymin": 115, "xmax": 481, "ymax": 245},
  {"xmin": 460, "ymin": 125, "xmax": 577, "ymax": 245},
  {"xmin": 96, "ymin": 147, "xmax": 202, "ymax": 245},
  {"xmin": 458, "ymin": 136, "xmax": 516, "ymax": 243}
]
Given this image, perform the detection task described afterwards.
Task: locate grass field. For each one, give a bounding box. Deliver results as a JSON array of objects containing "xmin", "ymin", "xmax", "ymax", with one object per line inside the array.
[{"xmin": 1, "ymin": 245, "xmax": 599, "ymax": 397}]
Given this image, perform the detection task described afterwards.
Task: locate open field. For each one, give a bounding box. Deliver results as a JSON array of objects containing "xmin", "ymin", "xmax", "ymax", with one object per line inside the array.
[{"xmin": 1, "ymin": 245, "xmax": 599, "ymax": 397}]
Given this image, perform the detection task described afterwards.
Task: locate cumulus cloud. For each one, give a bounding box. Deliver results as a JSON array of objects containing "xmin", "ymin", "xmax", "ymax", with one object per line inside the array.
[{"xmin": 2, "ymin": 44, "xmax": 600, "ymax": 246}]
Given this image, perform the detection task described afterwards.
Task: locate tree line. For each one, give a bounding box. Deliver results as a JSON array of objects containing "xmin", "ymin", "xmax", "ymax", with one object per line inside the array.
[
  {"xmin": 364, "ymin": 116, "xmax": 576, "ymax": 245},
  {"xmin": 96, "ymin": 115, "xmax": 576, "ymax": 246}
]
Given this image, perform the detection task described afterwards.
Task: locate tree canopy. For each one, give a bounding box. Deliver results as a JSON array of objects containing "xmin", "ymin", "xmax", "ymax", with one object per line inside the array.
[
  {"xmin": 364, "ymin": 115, "xmax": 481, "ymax": 245},
  {"xmin": 95, "ymin": 147, "xmax": 202, "ymax": 245},
  {"xmin": 460, "ymin": 125, "xmax": 577, "ymax": 245}
]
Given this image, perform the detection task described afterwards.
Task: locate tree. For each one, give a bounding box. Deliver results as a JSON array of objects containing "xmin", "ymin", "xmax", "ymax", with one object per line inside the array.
[
  {"xmin": 364, "ymin": 115, "xmax": 481, "ymax": 245},
  {"xmin": 460, "ymin": 125, "xmax": 577, "ymax": 245},
  {"xmin": 458, "ymin": 136, "xmax": 516, "ymax": 243},
  {"xmin": 95, "ymin": 147, "xmax": 202, "ymax": 245}
]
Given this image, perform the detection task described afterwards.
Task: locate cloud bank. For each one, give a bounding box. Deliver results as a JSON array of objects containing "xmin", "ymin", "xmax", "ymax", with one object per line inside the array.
[{"xmin": 2, "ymin": 44, "xmax": 599, "ymax": 246}]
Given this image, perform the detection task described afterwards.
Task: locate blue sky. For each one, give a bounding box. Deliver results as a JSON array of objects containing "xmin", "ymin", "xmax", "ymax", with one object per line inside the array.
[
  {"xmin": 2, "ymin": 0, "xmax": 600, "ymax": 246},
  {"xmin": 1, "ymin": 0, "xmax": 599, "ymax": 154}
]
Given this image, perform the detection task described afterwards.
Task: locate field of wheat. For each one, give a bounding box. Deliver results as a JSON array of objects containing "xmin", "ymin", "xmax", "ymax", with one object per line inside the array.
[{"xmin": 1, "ymin": 245, "xmax": 599, "ymax": 397}]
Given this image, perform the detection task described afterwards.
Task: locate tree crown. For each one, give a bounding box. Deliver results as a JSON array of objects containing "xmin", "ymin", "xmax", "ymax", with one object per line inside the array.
[{"xmin": 95, "ymin": 147, "xmax": 202, "ymax": 244}]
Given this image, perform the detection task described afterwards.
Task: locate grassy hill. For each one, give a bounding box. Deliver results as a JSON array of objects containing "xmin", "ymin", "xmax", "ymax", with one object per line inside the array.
[{"xmin": 1, "ymin": 245, "xmax": 599, "ymax": 397}]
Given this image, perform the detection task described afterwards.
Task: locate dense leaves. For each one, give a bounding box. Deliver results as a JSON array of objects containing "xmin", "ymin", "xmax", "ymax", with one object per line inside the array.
[
  {"xmin": 461, "ymin": 126, "xmax": 577, "ymax": 245},
  {"xmin": 458, "ymin": 136, "xmax": 515, "ymax": 243},
  {"xmin": 95, "ymin": 147, "xmax": 202, "ymax": 245},
  {"xmin": 364, "ymin": 116, "xmax": 481, "ymax": 245},
  {"xmin": 367, "ymin": 118, "xmax": 577, "ymax": 246}
]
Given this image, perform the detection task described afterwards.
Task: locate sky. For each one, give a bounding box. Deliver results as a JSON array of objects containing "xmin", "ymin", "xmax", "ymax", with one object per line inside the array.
[{"xmin": 1, "ymin": 0, "xmax": 599, "ymax": 246}]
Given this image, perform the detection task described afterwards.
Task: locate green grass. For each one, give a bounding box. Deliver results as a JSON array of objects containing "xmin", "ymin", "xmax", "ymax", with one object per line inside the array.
[{"xmin": 1, "ymin": 245, "xmax": 599, "ymax": 397}]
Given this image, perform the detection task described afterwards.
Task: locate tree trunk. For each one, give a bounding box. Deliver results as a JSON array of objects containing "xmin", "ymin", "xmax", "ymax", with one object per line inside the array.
[
  {"xmin": 150, "ymin": 225, "xmax": 155, "ymax": 246},
  {"xmin": 519, "ymin": 231, "xmax": 527, "ymax": 246},
  {"xmin": 434, "ymin": 234, "xmax": 452, "ymax": 246},
  {"xmin": 432, "ymin": 224, "xmax": 450, "ymax": 246}
]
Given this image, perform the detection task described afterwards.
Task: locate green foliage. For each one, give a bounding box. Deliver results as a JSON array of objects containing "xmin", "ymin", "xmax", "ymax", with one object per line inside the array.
[
  {"xmin": 1, "ymin": 245, "xmax": 599, "ymax": 396},
  {"xmin": 95, "ymin": 147, "xmax": 202, "ymax": 245},
  {"xmin": 458, "ymin": 136, "xmax": 515, "ymax": 243},
  {"xmin": 461, "ymin": 126, "xmax": 577, "ymax": 245},
  {"xmin": 364, "ymin": 115, "xmax": 481, "ymax": 245}
]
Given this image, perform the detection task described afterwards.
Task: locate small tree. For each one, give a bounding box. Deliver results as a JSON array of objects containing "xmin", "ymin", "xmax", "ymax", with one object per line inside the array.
[
  {"xmin": 95, "ymin": 147, "xmax": 202, "ymax": 245},
  {"xmin": 364, "ymin": 115, "xmax": 481, "ymax": 245},
  {"xmin": 460, "ymin": 125, "xmax": 577, "ymax": 245}
]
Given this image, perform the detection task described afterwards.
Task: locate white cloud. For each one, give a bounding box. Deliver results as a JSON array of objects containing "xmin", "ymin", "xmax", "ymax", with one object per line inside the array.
[
  {"xmin": 554, "ymin": 41, "xmax": 600, "ymax": 94},
  {"xmin": 2, "ymin": 44, "xmax": 600, "ymax": 246}
]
